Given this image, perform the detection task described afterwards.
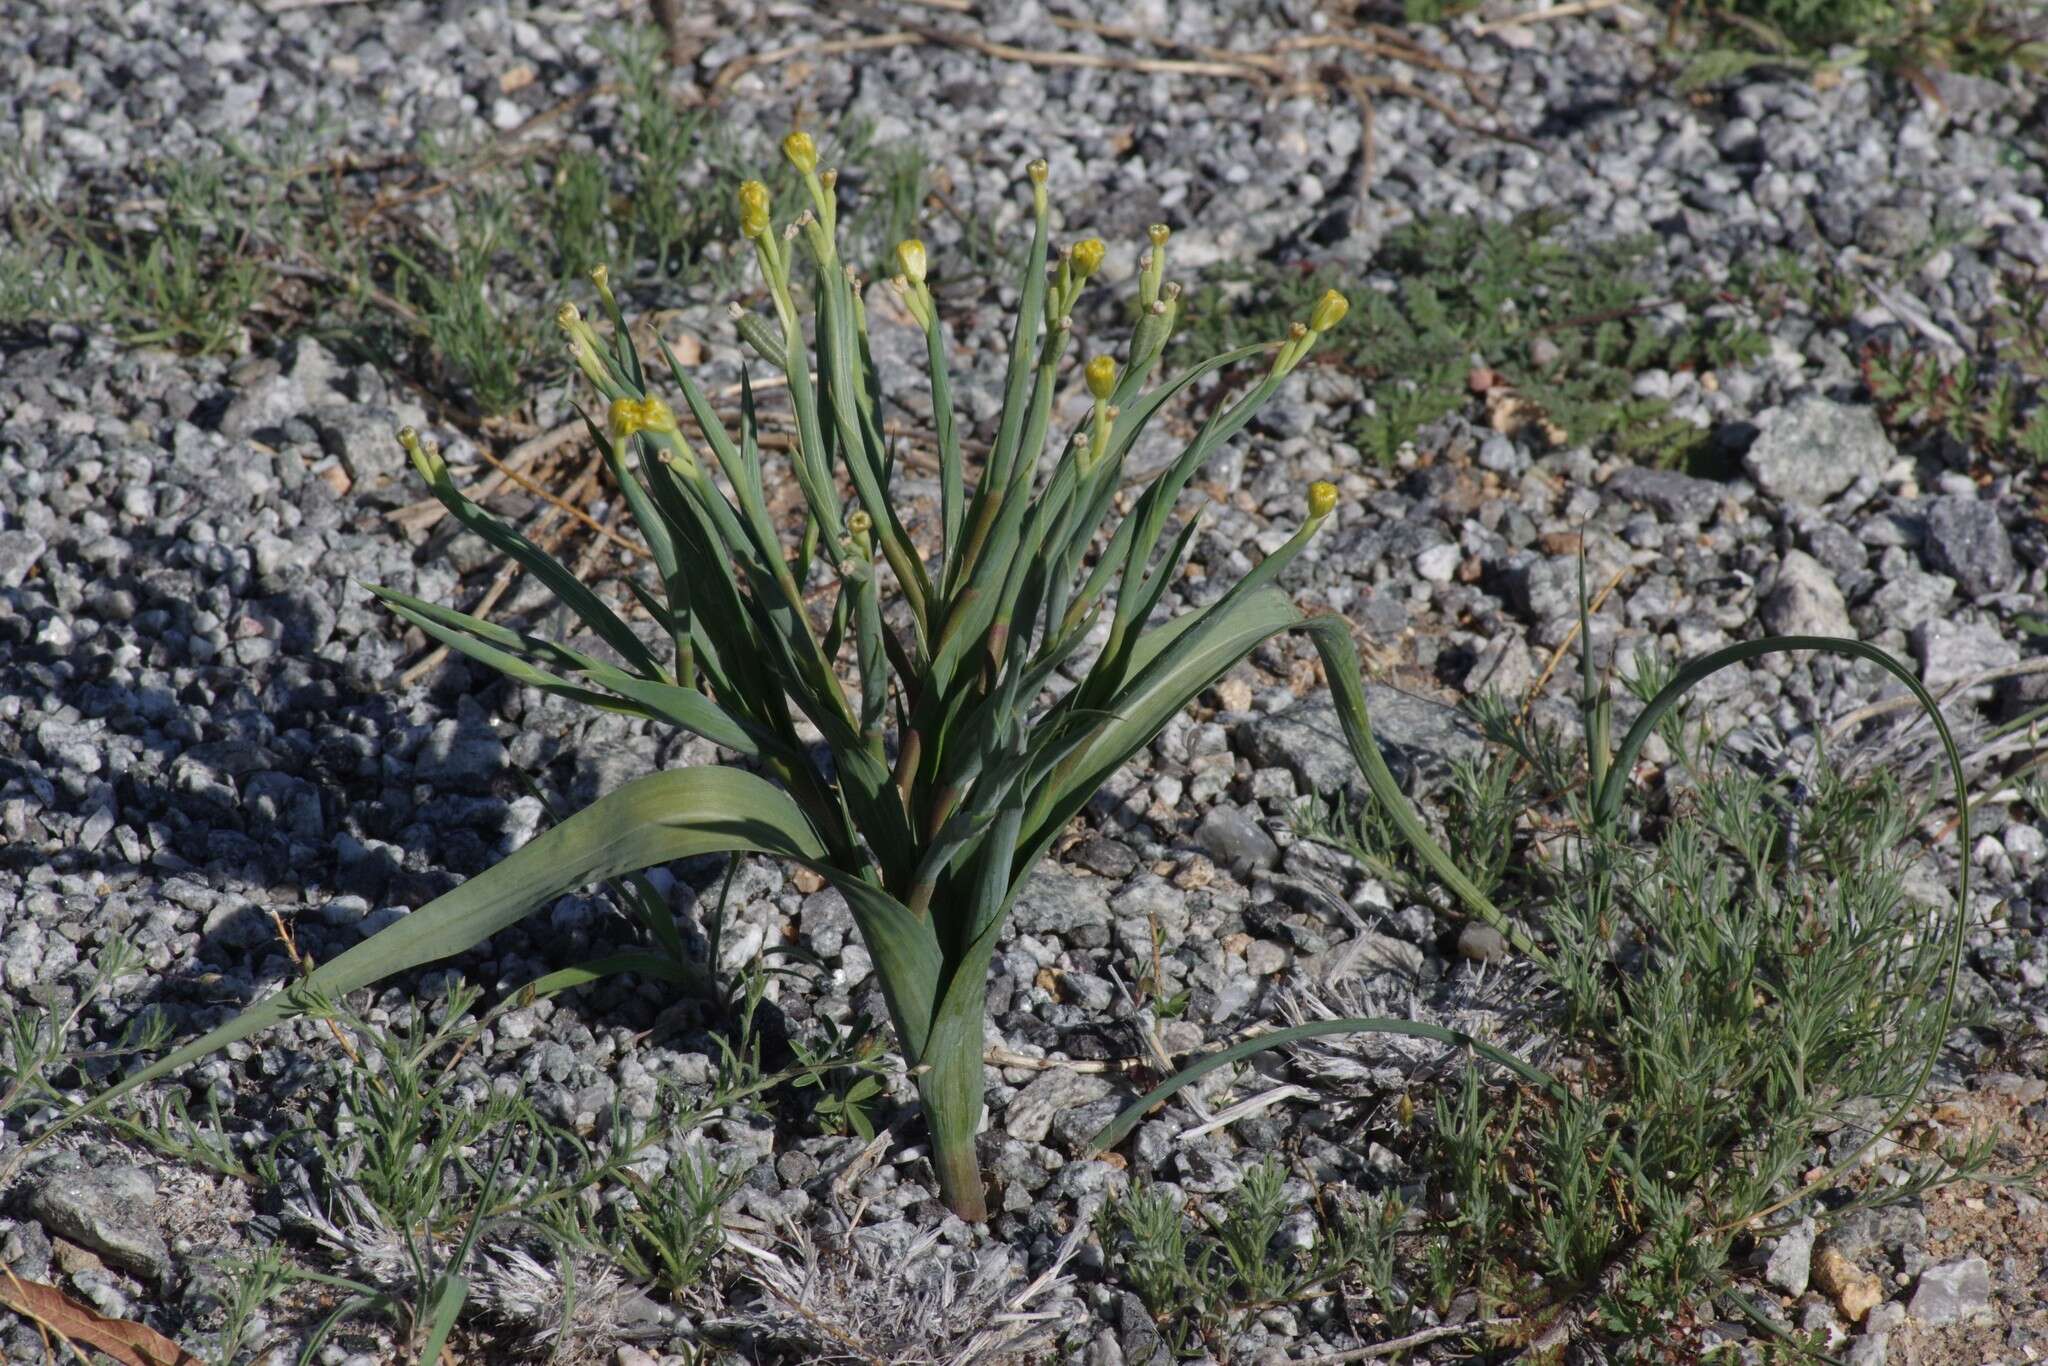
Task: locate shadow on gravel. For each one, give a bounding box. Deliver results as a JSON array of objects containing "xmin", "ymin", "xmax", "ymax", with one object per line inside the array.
[{"xmin": 1, "ymin": 560, "xmax": 779, "ymax": 1070}]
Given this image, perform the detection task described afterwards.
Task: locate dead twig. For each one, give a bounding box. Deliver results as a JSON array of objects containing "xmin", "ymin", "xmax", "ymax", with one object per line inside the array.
[
  {"xmin": 984, "ymin": 1045, "xmax": 1142, "ymax": 1074},
  {"xmin": 1300, "ymin": 1317, "xmax": 1519, "ymax": 1363},
  {"xmin": 1473, "ymin": 0, "xmax": 1629, "ymax": 35}
]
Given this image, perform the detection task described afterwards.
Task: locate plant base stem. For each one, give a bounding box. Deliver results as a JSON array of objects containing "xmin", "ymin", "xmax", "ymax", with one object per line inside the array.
[{"xmin": 930, "ymin": 1129, "xmax": 988, "ymax": 1222}]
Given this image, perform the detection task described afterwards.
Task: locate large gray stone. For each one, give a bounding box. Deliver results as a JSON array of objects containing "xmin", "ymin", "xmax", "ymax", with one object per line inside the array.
[
  {"xmin": 1920, "ymin": 497, "xmax": 2016, "ymax": 599},
  {"xmin": 1195, "ymin": 804, "xmax": 1279, "ymax": 872},
  {"xmin": 1602, "ymin": 466, "xmax": 1724, "ymax": 524},
  {"xmin": 413, "ymin": 716, "xmax": 508, "ymax": 793},
  {"xmin": 1242, "ymin": 685, "xmax": 1485, "ymax": 797},
  {"xmin": 1742, "ymin": 397, "xmax": 1895, "ymax": 505},
  {"xmin": 1761, "ymin": 550, "xmax": 1853, "ymax": 638},
  {"xmin": 25, "ymin": 1156, "xmax": 172, "ymax": 1285},
  {"xmin": 1907, "ymin": 1255, "xmax": 1990, "ymax": 1325},
  {"xmin": 1764, "ymin": 1217, "xmax": 1817, "ymax": 1296},
  {"xmin": 0, "ymin": 530, "xmax": 47, "ymax": 588},
  {"xmin": 1011, "ymin": 866, "xmax": 1113, "ymax": 938},
  {"xmin": 1861, "ymin": 570, "xmax": 1954, "ymax": 631},
  {"xmin": 1911, "ymin": 618, "xmax": 2019, "ymax": 694},
  {"xmin": 1003, "ymin": 1069, "xmax": 1115, "ymax": 1144}
]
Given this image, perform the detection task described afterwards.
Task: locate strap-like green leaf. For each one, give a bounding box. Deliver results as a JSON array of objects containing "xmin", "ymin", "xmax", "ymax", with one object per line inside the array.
[
  {"xmin": 366, "ymin": 585, "xmax": 775, "ymax": 763},
  {"xmin": 408, "ymin": 447, "xmax": 667, "ymax": 682},
  {"xmin": 67, "ymin": 767, "xmax": 832, "ymax": 1129}
]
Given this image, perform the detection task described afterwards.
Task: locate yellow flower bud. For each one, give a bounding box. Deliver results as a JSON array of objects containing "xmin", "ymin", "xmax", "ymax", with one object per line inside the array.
[
  {"xmin": 1309, "ymin": 288, "xmax": 1349, "ymax": 333},
  {"xmin": 1148, "ymin": 223, "xmax": 1170, "ymax": 247},
  {"xmin": 1071, "ymin": 238, "xmax": 1106, "ymax": 279},
  {"xmin": 847, "ymin": 509, "xmax": 873, "ymax": 536},
  {"xmin": 783, "ymin": 130, "xmax": 818, "ymax": 173},
  {"xmin": 1085, "ymin": 354, "xmax": 1116, "ymax": 401},
  {"xmin": 1308, "ymin": 481, "xmax": 1338, "ymax": 520},
  {"xmin": 737, "ymin": 179, "xmax": 772, "ymax": 239},
  {"xmin": 554, "ymin": 301, "xmax": 582, "ymax": 332},
  {"xmin": 895, "ymin": 238, "xmax": 927, "ymax": 284},
  {"xmin": 588, "ymin": 262, "xmax": 610, "ymax": 295},
  {"xmin": 1027, "ymin": 158, "xmax": 1048, "ymax": 185}
]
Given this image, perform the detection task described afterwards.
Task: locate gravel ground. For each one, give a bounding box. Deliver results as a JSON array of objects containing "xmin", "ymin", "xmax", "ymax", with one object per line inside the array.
[{"xmin": 3, "ymin": 0, "xmax": 2046, "ymax": 1362}]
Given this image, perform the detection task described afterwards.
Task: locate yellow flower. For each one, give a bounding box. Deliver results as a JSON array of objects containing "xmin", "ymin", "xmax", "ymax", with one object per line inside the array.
[
  {"xmin": 737, "ymin": 180, "xmax": 772, "ymax": 239},
  {"xmin": 1085, "ymin": 354, "xmax": 1116, "ymax": 401},
  {"xmin": 1071, "ymin": 237, "xmax": 1106, "ymax": 279},
  {"xmin": 1309, "ymin": 288, "xmax": 1349, "ymax": 333},
  {"xmin": 782, "ymin": 130, "xmax": 819, "ymax": 173},
  {"xmin": 1308, "ymin": 481, "xmax": 1338, "ymax": 520},
  {"xmin": 608, "ymin": 396, "xmax": 678, "ymax": 442},
  {"xmin": 895, "ymin": 238, "xmax": 928, "ymax": 284}
]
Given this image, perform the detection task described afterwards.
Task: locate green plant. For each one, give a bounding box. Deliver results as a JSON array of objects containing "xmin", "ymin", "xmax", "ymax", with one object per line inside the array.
[
  {"xmin": 1107, "ymin": 1157, "xmax": 1415, "ymax": 1356},
  {"xmin": 1859, "ymin": 273, "xmax": 2048, "ymax": 463},
  {"xmin": 392, "ymin": 190, "xmax": 542, "ymax": 416},
  {"xmin": 1667, "ymin": 0, "xmax": 2048, "ymax": 82},
  {"xmin": 1088, "ymin": 589, "xmax": 1981, "ymax": 1352},
  {"xmin": 614, "ymin": 1146, "xmax": 744, "ymax": 1293},
  {"xmin": 1179, "ymin": 210, "xmax": 1767, "ymax": 468},
  {"xmin": 61, "ymin": 136, "xmax": 1481, "ymax": 1227}
]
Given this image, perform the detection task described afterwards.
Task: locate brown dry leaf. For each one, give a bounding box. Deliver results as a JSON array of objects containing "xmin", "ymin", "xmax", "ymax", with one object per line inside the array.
[
  {"xmin": 664, "ymin": 331, "xmax": 704, "ymax": 368},
  {"xmin": 0, "ymin": 1274, "xmax": 202, "ymax": 1366},
  {"xmin": 498, "ymin": 63, "xmax": 536, "ymax": 94}
]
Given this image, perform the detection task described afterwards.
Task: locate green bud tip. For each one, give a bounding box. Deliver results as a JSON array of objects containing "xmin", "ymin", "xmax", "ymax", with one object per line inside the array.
[
  {"xmin": 1027, "ymin": 158, "xmax": 1048, "ymax": 185},
  {"xmin": 398, "ymin": 426, "xmax": 443, "ymax": 480},
  {"xmin": 1071, "ymin": 237, "xmax": 1106, "ymax": 279},
  {"xmin": 588, "ymin": 262, "xmax": 610, "ymax": 294},
  {"xmin": 895, "ymin": 238, "xmax": 927, "ymax": 285},
  {"xmin": 554, "ymin": 301, "xmax": 582, "ymax": 331},
  {"xmin": 1085, "ymin": 354, "xmax": 1116, "ymax": 401},
  {"xmin": 783, "ymin": 130, "xmax": 818, "ymax": 173},
  {"xmin": 1148, "ymin": 223, "xmax": 1170, "ymax": 247},
  {"xmin": 1308, "ymin": 481, "xmax": 1338, "ymax": 520},
  {"xmin": 737, "ymin": 179, "xmax": 771, "ymax": 239},
  {"xmin": 1287, "ymin": 321, "xmax": 1308, "ymax": 341},
  {"xmin": 847, "ymin": 509, "xmax": 873, "ymax": 535},
  {"xmin": 1309, "ymin": 288, "xmax": 1349, "ymax": 333},
  {"xmin": 820, "ymin": 167, "xmax": 838, "ymax": 191}
]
